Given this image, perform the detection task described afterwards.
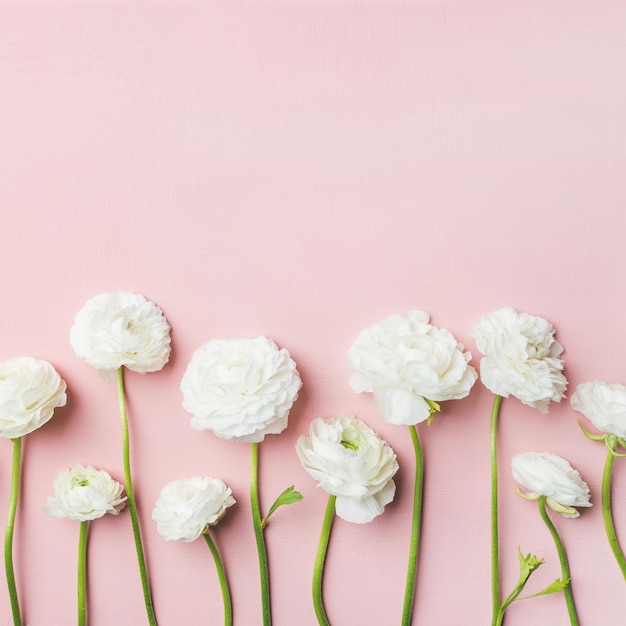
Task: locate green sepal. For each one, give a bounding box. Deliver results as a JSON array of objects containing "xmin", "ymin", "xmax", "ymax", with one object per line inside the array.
[
  {"xmin": 606, "ymin": 434, "xmax": 626, "ymax": 457},
  {"xmin": 426, "ymin": 398, "xmax": 441, "ymax": 426},
  {"xmin": 261, "ymin": 485, "xmax": 303, "ymax": 528},
  {"xmin": 578, "ymin": 420, "xmax": 606, "ymax": 442},
  {"xmin": 519, "ymin": 577, "xmax": 569, "ymax": 601}
]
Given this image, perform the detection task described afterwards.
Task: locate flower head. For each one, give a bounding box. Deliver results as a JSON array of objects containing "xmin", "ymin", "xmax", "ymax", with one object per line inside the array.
[
  {"xmin": 44, "ymin": 465, "xmax": 126, "ymax": 521},
  {"xmin": 181, "ymin": 336, "xmax": 302, "ymax": 443},
  {"xmin": 152, "ymin": 477, "xmax": 235, "ymax": 542},
  {"xmin": 296, "ymin": 415, "xmax": 399, "ymax": 524},
  {"xmin": 70, "ymin": 292, "xmax": 171, "ymax": 377},
  {"xmin": 570, "ymin": 381, "xmax": 626, "ymax": 440},
  {"xmin": 511, "ymin": 452, "xmax": 591, "ymax": 518},
  {"xmin": 347, "ymin": 310, "xmax": 477, "ymax": 425},
  {"xmin": 471, "ymin": 307, "xmax": 567, "ymax": 413},
  {"xmin": 0, "ymin": 357, "xmax": 67, "ymax": 439}
]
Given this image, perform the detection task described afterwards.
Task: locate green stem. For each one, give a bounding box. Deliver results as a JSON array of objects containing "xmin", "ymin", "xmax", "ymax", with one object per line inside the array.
[
  {"xmin": 312, "ymin": 495, "xmax": 336, "ymax": 626},
  {"xmin": 490, "ymin": 394, "xmax": 503, "ymax": 626},
  {"xmin": 4, "ymin": 437, "xmax": 22, "ymax": 626},
  {"xmin": 203, "ymin": 532, "xmax": 233, "ymax": 626},
  {"xmin": 602, "ymin": 442, "xmax": 626, "ymax": 579},
  {"xmin": 537, "ymin": 497, "xmax": 578, "ymax": 625},
  {"xmin": 78, "ymin": 521, "xmax": 88, "ymax": 626},
  {"xmin": 401, "ymin": 424, "xmax": 424, "ymax": 626},
  {"xmin": 250, "ymin": 442, "xmax": 271, "ymax": 626},
  {"xmin": 117, "ymin": 367, "xmax": 157, "ymax": 626}
]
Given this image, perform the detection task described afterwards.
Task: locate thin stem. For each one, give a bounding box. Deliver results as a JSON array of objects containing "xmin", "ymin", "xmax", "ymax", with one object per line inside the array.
[
  {"xmin": 312, "ymin": 495, "xmax": 336, "ymax": 626},
  {"xmin": 537, "ymin": 497, "xmax": 578, "ymax": 626},
  {"xmin": 203, "ymin": 532, "xmax": 233, "ymax": 626},
  {"xmin": 117, "ymin": 367, "xmax": 157, "ymax": 626},
  {"xmin": 490, "ymin": 394, "xmax": 503, "ymax": 626},
  {"xmin": 401, "ymin": 424, "xmax": 424, "ymax": 626},
  {"xmin": 78, "ymin": 521, "xmax": 88, "ymax": 626},
  {"xmin": 602, "ymin": 442, "xmax": 626, "ymax": 579},
  {"xmin": 250, "ymin": 442, "xmax": 271, "ymax": 626},
  {"xmin": 4, "ymin": 437, "xmax": 22, "ymax": 626}
]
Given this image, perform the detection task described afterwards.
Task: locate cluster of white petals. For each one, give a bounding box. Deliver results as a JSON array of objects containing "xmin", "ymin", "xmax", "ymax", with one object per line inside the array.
[
  {"xmin": 511, "ymin": 452, "xmax": 591, "ymax": 518},
  {"xmin": 471, "ymin": 307, "xmax": 567, "ymax": 413},
  {"xmin": 347, "ymin": 310, "xmax": 477, "ymax": 425},
  {"xmin": 44, "ymin": 465, "xmax": 126, "ymax": 522},
  {"xmin": 181, "ymin": 336, "xmax": 302, "ymax": 443},
  {"xmin": 152, "ymin": 477, "xmax": 235, "ymax": 542},
  {"xmin": 296, "ymin": 415, "xmax": 399, "ymax": 524},
  {"xmin": 570, "ymin": 381, "xmax": 626, "ymax": 439},
  {"xmin": 70, "ymin": 292, "xmax": 171, "ymax": 377},
  {"xmin": 0, "ymin": 357, "xmax": 67, "ymax": 439}
]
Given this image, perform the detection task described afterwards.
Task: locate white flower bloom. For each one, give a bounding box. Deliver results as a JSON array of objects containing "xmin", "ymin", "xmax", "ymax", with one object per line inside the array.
[
  {"xmin": 471, "ymin": 307, "xmax": 567, "ymax": 413},
  {"xmin": 70, "ymin": 292, "xmax": 171, "ymax": 377},
  {"xmin": 0, "ymin": 357, "xmax": 67, "ymax": 439},
  {"xmin": 296, "ymin": 415, "xmax": 399, "ymax": 524},
  {"xmin": 152, "ymin": 477, "xmax": 235, "ymax": 542},
  {"xmin": 44, "ymin": 465, "xmax": 126, "ymax": 522},
  {"xmin": 511, "ymin": 452, "xmax": 591, "ymax": 518},
  {"xmin": 181, "ymin": 336, "xmax": 302, "ymax": 443},
  {"xmin": 570, "ymin": 381, "xmax": 626, "ymax": 439},
  {"xmin": 347, "ymin": 310, "xmax": 477, "ymax": 425}
]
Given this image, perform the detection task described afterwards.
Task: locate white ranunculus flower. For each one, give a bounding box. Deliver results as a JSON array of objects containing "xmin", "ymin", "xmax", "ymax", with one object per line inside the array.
[
  {"xmin": 511, "ymin": 452, "xmax": 591, "ymax": 518},
  {"xmin": 181, "ymin": 336, "xmax": 302, "ymax": 444},
  {"xmin": 0, "ymin": 357, "xmax": 67, "ymax": 439},
  {"xmin": 152, "ymin": 477, "xmax": 236, "ymax": 542},
  {"xmin": 44, "ymin": 465, "xmax": 126, "ymax": 522},
  {"xmin": 347, "ymin": 310, "xmax": 477, "ymax": 425},
  {"xmin": 471, "ymin": 307, "xmax": 567, "ymax": 413},
  {"xmin": 70, "ymin": 292, "xmax": 171, "ymax": 377},
  {"xmin": 570, "ymin": 381, "xmax": 626, "ymax": 439},
  {"xmin": 296, "ymin": 415, "xmax": 399, "ymax": 524}
]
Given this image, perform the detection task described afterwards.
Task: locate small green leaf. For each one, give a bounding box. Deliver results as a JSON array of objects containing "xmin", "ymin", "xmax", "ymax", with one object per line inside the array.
[
  {"xmin": 262, "ymin": 486, "xmax": 303, "ymax": 528},
  {"xmin": 519, "ymin": 578, "xmax": 569, "ymax": 601}
]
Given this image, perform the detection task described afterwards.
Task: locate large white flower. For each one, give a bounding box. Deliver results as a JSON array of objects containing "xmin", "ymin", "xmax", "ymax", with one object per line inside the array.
[
  {"xmin": 471, "ymin": 307, "xmax": 567, "ymax": 413},
  {"xmin": 296, "ymin": 415, "xmax": 398, "ymax": 524},
  {"xmin": 44, "ymin": 465, "xmax": 126, "ymax": 522},
  {"xmin": 0, "ymin": 357, "xmax": 67, "ymax": 439},
  {"xmin": 152, "ymin": 477, "xmax": 235, "ymax": 542},
  {"xmin": 570, "ymin": 381, "xmax": 626, "ymax": 439},
  {"xmin": 511, "ymin": 452, "xmax": 591, "ymax": 518},
  {"xmin": 70, "ymin": 292, "xmax": 171, "ymax": 376},
  {"xmin": 347, "ymin": 310, "xmax": 477, "ymax": 425},
  {"xmin": 181, "ymin": 336, "xmax": 302, "ymax": 443}
]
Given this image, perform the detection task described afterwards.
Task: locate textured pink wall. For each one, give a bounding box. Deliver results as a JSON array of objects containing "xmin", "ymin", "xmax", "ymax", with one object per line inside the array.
[{"xmin": 1, "ymin": 2, "xmax": 626, "ymax": 624}]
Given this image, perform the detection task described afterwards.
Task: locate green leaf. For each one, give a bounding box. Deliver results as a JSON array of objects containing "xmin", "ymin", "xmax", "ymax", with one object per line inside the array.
[
  {"xmin": 262, "ymin": 486, "xmax": 303, "ymax": 528},
  {"xmin": 519, "ymin": 578, "xmax": 570, "ymax": 600}
]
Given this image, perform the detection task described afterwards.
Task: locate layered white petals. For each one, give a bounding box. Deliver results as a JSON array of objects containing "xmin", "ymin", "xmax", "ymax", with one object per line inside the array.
[{"xmin": 570, "ymin": 381, "xmax": 626, "ymax": 439}]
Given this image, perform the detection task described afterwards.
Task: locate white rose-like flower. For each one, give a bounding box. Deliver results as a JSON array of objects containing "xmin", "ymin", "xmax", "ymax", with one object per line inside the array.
[
  {"xmin": 70, "ymin": 292, "xmax": 171, "ymax": 377},
  {"xmin": 44, "ymin": 465, "xmax": 126, "ymax": 522},
  {"xmin": 181, "ymin": 336, "xmax": 302, "ymax": 443},
  {"xmin": 570, "ymin": 381, "xmax": 626, "ymax": 439},
  {"xmin": 296, "ymin": 415, "xmax": 399, "ymax": 524},
  {"xmin": 471, "ymin": 307, "xmax": 567, "ymax": 413},
  {"xmin": 152, "ymin": 477, "xmax": 235, "ymax": 542},
  {"xmin": 347, "ymin": 310, "xmax": 477, "ymax": 425},
  {"xmin": 511, "ymin": 452, "xmax": 591, "ymax": 518},
  {"xmin": 0, "ymin": 357, "xmax": 67, "ymax": 439}
]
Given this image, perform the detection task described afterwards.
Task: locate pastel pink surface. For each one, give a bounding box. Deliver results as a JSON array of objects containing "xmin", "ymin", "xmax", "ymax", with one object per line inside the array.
[{"xmin": 1, "ymin": 2, "xmax": 626, "ymax": 625}]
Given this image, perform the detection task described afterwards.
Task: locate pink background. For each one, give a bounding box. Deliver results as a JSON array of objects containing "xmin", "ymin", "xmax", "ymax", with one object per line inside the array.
[{"xmin": 1, "ymin": 2, "xmax": 626, "ymax": 624}]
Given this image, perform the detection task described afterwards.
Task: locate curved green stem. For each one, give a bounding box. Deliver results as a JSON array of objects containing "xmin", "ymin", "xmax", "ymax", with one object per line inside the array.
[
  {"xmin": 78, "ymin": 521, "xmax": 88, "ymax": 626},
  {"xmin": 203, "ymin": 532, "xmax": 233, "ymax": 626},
  {"xmin": 312, "ymin": 494, "xmax": 336, "ymax": 626},
  {"xmin": 401, "ymin": 424, "xmax": 424, "ymax": 626},
  {"xmin": 117, "ymin": 367, "xmax": 157, "ymax": 626},
  {"xmin": 537, "ymin": 497, "xmax": 578, "ymax": 625},
  {"xmin": 250, "ymin": 442, "xmax": 271, "ymax": 626},
  {"xmin": 490, "ymin": 394, "xmax": 503, "ymax": 626},
  {"xmin": 602, "ymin": 442, "xmax": 626, "ymax": 579},
  {"xmin": 4, "ymin": 437, "xmax": 22, "ymax": 626}
]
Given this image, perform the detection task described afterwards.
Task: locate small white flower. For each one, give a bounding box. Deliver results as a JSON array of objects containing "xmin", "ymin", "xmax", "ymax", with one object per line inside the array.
[
  {"xmin": 511, "ymin": 452, "xmax": 591, "ymax": 518},
  {"xmin": 44, "ymin": 465, "xmax": 126, "ymax": 522},
  {"xmin": 296, "ymin": 415, "xmax": 399, "ymax": 524},
  {"xmin": 181, "ymin": 336, "xmax": 302, "ymax": 443},
  {"xmin": 347, "ymin": 310, "xmax": 477, "ymax": 425},
  {"xmin": 570, "ymin": 381, "xmax": 626, "ymax": 439},
  {"xmin": 152, "ymin": 477, "xmax": 236, "ymax": 542},
  {"xmin": 471, "ymin": 307, "xmax": 567, "ymax": 413},
  {"xmin": 70, "ymin": 292, "xmax": 171, "ymax": 377},
  {"xmin": 0, "ymin": 357, "xmax": 67, "ymax": 439}
]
